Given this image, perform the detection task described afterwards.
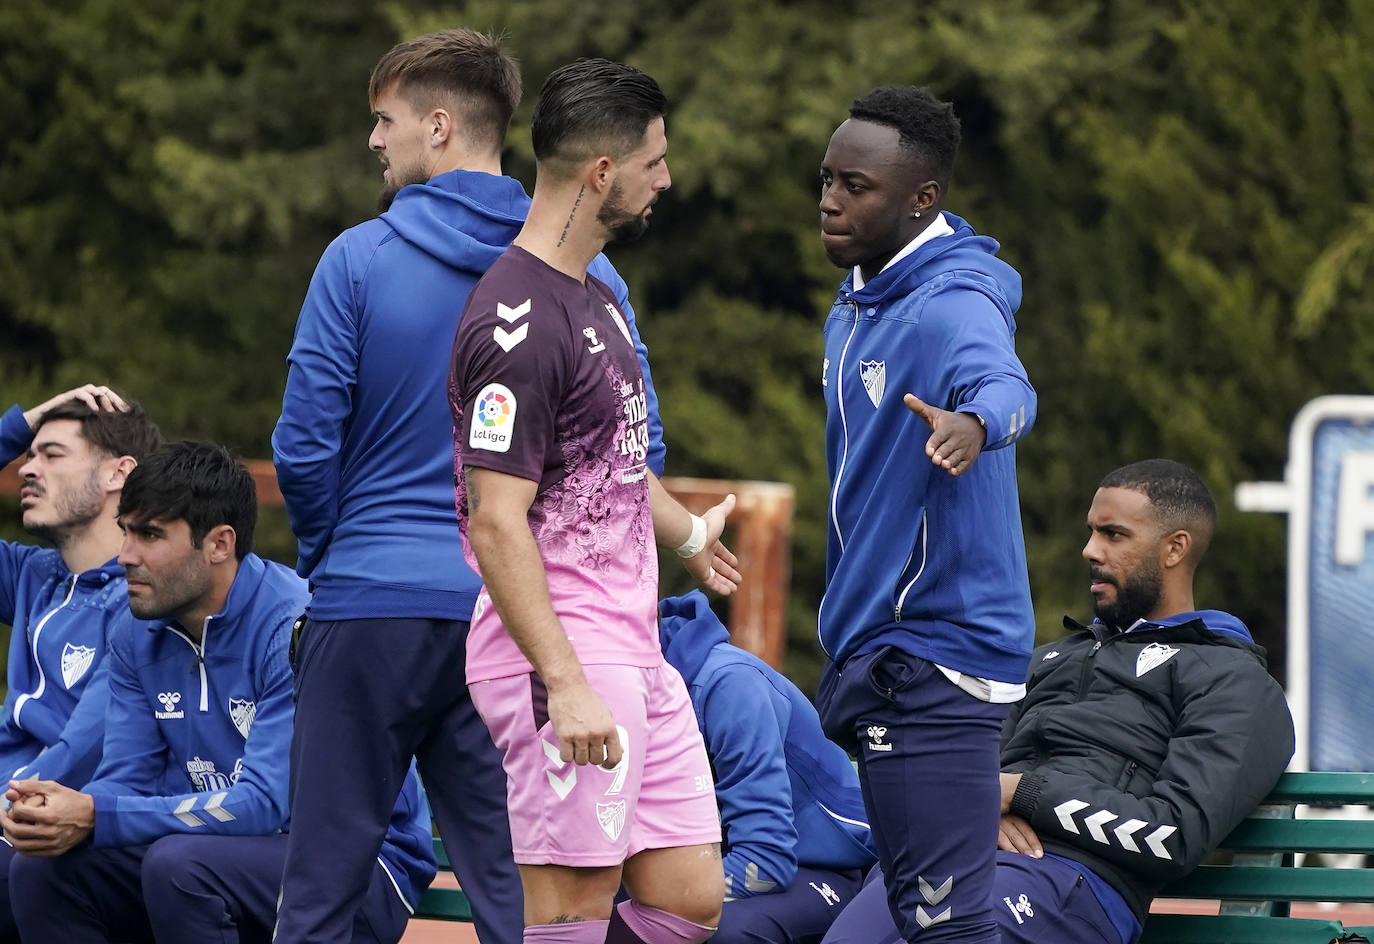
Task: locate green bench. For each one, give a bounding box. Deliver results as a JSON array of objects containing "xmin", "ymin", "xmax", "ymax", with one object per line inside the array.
[
  {"xmin": 412, "ymin": 772, "xmax": 1374, "ymax": 941},
  {"xmin": 1141, "ymin": 771, "xmax": 1374, "ymax": 944}
]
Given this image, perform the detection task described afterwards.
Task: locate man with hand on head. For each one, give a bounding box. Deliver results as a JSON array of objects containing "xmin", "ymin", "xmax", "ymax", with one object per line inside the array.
[
  {"xmin": 273, "ymin": 31, "xmax": 667, "ymax": 943},
  {"xmin": 3, "ymin": 442, "xmax": 434, "ymax": 943},
  {"xmin": 659, "ymin": 591, "xmax": 876, "ymax": 944},
  {"xmin": 822, "ymin": 459, "xmax": 1295, "ymax": 944},
  {"xmin": 814, "ymin": 85, "xmax": 1037, "ymax": 943},
  {"xmin": 450, "ymin": 58, "xmax": 738, "ymax": 944},
  {"xmin": 0, "ymin": 384, "xmax": 160, "ymax": 941}
]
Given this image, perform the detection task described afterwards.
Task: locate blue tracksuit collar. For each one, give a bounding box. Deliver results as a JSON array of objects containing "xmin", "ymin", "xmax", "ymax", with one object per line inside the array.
[
  {"xmin": 838, "ymin": 211, "xmax": 1022, "ymax": 332},
  {"xmin": 657, "ymin": 591, "xmax": 730, "ymax": 684},
  {"xmin": 380, "ymin": 169, "xmax": 529, "ymax": 274},
  {"xmin": 72, "ymin": 558, "xmax": 124, "ymax": 588}
]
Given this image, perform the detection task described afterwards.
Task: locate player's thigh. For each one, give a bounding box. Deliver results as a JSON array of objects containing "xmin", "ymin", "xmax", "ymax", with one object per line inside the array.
[{"xmin": 991, "ymin": 852, "xmax": 1120, "ymax": 944}]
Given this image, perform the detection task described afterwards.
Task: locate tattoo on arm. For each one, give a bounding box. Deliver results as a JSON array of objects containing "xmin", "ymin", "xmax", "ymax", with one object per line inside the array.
[
  {"xmin": 464, "ymin": 467, "xmax": 481, "ymax": 514},
  {"xmin": 557, "ymin": 185, "xmax": 585, "ymax": 248}
]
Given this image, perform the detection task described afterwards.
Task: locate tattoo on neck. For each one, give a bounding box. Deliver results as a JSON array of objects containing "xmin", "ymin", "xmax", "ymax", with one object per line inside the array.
[
  {"xmin": 557, "ymin": 185, "xmax": 585, "ymax": 248},
  {"xmin": 550, "ymin": 913, "xmax": 585, "ymax": 924}
]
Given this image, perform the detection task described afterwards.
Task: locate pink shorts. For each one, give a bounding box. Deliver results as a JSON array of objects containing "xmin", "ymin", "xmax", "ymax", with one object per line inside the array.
[{"xmin": 471, "ymin": 662, "xmax": 721, "ymax": 867}]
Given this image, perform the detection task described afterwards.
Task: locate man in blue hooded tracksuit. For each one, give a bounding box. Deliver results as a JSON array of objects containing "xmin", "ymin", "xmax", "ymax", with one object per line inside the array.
[
  {"xmin": 820, "ymin": 460, "xmax": 1295, "ymax": 944},
  {"xmin": 659, "ymin": 592, "xmax": 875, "ymax": 944},
  {"xmin": 2, "ymin": 443, "xmax": 435, "ymax": 943},
  {"xmin": 814, "ymin": 86, "xmax": 1037, "ymax": 943},
  {"xmin": 270, "ymin": 31, "xmax": 665, "ymax": 944},
  {"xmin": 0, "ymin": 385, "xmax": 161, "ymax": 941}
]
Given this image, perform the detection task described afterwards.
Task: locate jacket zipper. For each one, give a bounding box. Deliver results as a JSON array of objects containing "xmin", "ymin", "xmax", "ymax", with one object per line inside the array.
[
  {"xmin": 817, "ymin": 299, "xmax": 861, "ymax": 660},
  {"xmin": 13, "ymin": 576, "xmax": 78, "ymax": 725},
  {"xmin": 166, "ymin": 621, "xmax": 210, "ymax": 712},
  {"xmin": 893, "ymin": 511, "xmax": 928, "ymax": 622}
]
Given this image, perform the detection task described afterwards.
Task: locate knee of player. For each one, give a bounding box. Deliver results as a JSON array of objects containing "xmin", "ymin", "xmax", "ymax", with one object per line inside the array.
[{"xmin": 141, "ymin": 834, "xmax": 210, "ymax": 893}]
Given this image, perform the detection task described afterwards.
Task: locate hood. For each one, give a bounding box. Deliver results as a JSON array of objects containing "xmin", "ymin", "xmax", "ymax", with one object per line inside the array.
[
  {"xmin": 1070, "ymin": 609, "xmax": 1258, "ymax": 647},
  {"xmin": 657, "ymin": 591, "xmax": 731, "ymax": 685},
  {"xmin": 1139, "ymin": 608, "xmax": 1255, "ymax": 643},
  {"xmin": 846, "ymin": 212, "xmax": 1022, "ymax": 333},
  {"xmin": 75, "ymin": 557, "xmax": 126, "ymax": 588},
  {"xmin": 379, "ymin": 169, "xmax": 529, "ymax": 275}
]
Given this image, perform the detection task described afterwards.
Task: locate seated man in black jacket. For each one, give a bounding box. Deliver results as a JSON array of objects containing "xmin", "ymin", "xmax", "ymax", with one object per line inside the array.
[{"xmin": 822, "ymin": 459, "xmax": 1294, "ymax": 944}]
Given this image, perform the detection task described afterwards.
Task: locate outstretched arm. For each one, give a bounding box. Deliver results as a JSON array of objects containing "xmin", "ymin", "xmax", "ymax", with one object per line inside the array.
[{"xmin": 647, "ymin": 473, "xmax": 741, "ymax": 595}]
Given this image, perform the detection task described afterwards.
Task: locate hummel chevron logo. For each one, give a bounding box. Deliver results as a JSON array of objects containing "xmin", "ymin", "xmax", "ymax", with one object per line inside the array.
[
  {"xmin": 744, "ymin": 861, "xmax": 777, "ymax": 894},
  {"xmin": 1054, "ymin": 799, "xmax": 1089, "ymax": 833},
  {"xmin": 1055, "ymin": 799, "xmax": 1176, "ymax": 859},
  {"xmin": 497, "ymin": 299, "xmax": 531, "ymax": 323},
  {"xmin": 918, "ymin": 875, "xmax": 953, "ymax": 905},
  {"xmin": 542, "ymin": 739, "xmax": 577, "ymax": 800},
  {"xmin": 493, "ymin": 324, "xmax": 529, "ymax": 352},
  {"xmin": 494, "ymin": 299, "xmax": 531, "ymax": 352},
  {"xmin": 915, "ymin": 905, "xmax": 951, "ymax": 929}
]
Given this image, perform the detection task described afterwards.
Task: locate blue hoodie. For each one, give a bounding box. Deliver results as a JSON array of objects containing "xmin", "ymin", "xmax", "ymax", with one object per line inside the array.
[
  {"xmin": 0, "ymin": 405, "xmax": 135, "ymax": 788},
  {"xmin": 84, "ymin": 554, "xmax": 434, "ymax": 907},
  {"xmin": 272, "ymin": 169, "xmax": 664, "ymax": 621},
  {"xmin": 819, "ymin": 212, "xmax": 1037, "ymax": 684},
  {"xmin": 658, "ymin": 593, "xmax": 875, "ymax": 898}
]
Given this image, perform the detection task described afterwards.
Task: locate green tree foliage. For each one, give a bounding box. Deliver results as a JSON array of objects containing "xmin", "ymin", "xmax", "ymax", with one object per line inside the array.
[{"xmin": 2, "ymin": 0, "xmax": 1371, "ymax": 688}]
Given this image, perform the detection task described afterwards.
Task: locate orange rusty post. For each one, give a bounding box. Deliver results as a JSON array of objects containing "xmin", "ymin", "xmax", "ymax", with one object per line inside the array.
[{"xmin": 1, "ymin": 460, "xmax": 795, "ymax": 668}]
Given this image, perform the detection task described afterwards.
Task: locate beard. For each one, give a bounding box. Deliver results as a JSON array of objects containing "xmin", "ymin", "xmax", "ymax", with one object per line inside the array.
[
  {"xmin": 1092, "ymin": 557, "xmax": 1164, "ymax": 630},
  {"xmin": 24, "ymin": 469, "xmax": 105, "ymax": 549},
  {"xmin": 597, "ymin": 180, "xmax": 651, "ymax": 243},
  {"xmin": 376, "ymin": 159, "xmax": 430, "ymax": 212},
  {"xmin": 125, "ymin": 555, "xmax": 212, "ymax": 622}
]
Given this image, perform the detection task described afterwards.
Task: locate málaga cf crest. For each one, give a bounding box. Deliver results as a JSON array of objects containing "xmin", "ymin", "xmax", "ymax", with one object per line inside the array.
[
  {"xmin": 228, "ymin": 699, "xmax": 257, "ymax": 739},
  {"xmin": 61, "ymin": 643, "xmax": 95, "ymax": 689},
  {"xmin": 859, "ymin": 360, "xmax": 886, "ymax": 408}
]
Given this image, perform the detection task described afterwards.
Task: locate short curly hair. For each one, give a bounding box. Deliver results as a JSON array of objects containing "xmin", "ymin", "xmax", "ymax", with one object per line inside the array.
[{"xmin": 849, "ymin": 86, "xmax": 961, "ymax": 190}]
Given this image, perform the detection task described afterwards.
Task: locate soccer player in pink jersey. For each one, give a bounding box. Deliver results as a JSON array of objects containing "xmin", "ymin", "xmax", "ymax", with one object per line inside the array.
[{"xmin": 449, "ymin": 59, "xmax": 740, "ymax": 944}]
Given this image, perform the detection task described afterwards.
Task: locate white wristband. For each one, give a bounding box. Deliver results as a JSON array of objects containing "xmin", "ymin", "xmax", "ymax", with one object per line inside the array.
[{"xmin": 674, "ymin": 514, "xmax": 708, "ymax": 558}]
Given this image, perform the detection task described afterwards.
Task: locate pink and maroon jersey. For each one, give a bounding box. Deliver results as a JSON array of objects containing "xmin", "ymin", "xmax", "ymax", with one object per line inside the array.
[{"xmin": 449, "ymin": 246, "xmax": 659, "ymax": 682}]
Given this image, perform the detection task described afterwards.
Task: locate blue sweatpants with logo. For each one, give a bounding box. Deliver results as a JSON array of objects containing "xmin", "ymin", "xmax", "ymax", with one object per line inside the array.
[
  {"xmin": 817, "ymin": 647, "xmax": 1008, "ymax": 943},
  {"xmin": 276, "ymin": 617, "xmax": 520, "ymax": 944},
  {"xmin": 714, "ymin": 865, "xmax": 865, "ymax": 944},
  {"xmin": 9, "ymin": 833, "xmax": 408, "ymax": 942},
  {"xmin": 821, "ymin": 856, "xmax": 1125, "ymax": 944}
]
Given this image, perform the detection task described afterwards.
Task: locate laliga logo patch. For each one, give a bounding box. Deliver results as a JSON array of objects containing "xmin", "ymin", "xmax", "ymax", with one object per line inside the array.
[
  {"xmin": 859, "ymin": 360, "xmax": 886, "ymax": 407},
  {"xmin": 1135, "ymin": 642, "xmax": 1179, "ymax": 677},
  {"xmin": 597, "ymin": 800, "xmax": 628, "ymax": 841},
  {"xmin": 469, "ymin": 383, "xmax": 517, "ymax": 453},
  {"xmin": 61, "ymin": 642, "xmax": 95, "ymax": 689},
  {"xmin": 228, "ymin": 698, "xmax": 256, "ymax": 739}
]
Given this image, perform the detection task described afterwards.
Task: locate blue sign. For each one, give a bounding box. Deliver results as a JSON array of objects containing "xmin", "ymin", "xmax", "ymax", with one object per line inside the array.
[
  {"xmin": 1306, "ymin": 411, "xmax": 1374, "ymax": 770},
  {"xmin": 1240, "ymin": 397, "xmax": 1374, "ymax": 770}
]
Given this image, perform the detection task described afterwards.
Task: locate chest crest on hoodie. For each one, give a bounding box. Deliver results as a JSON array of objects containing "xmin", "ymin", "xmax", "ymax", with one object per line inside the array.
[{"xmin": 859, "ymin": 360, "xmax": 886, "ymax": 408}]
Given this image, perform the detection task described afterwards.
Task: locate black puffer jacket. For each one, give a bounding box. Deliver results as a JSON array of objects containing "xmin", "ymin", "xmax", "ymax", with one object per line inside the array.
[{"xmin": 1001, "ymin": 610, "xmax": 1294, "ymax": 923}]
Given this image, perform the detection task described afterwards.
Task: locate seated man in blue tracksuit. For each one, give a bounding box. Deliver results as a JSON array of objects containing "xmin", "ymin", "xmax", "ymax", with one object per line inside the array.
[
  {"xmin": 659, "ymin": 592, "xmax": 876, "ymax": 944},
  {"xmin": 0, "ymin": 385, "xmax": 162, "ymax": 943},
  {"xmin": 0, "ymin": 442, "xmax": 435, "ymax": 943}
]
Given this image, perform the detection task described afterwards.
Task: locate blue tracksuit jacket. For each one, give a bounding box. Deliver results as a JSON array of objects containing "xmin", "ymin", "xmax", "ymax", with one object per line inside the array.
[
  {"xmin": 84, "ymin": 553, "xmax": 434, "ymax": 908},
  {"xmin": 819, "ymin": 212, "xmax": 1037, "ymax": 684},
  {"xmin": 658, "ymin": 592, "xmax": 875, "ymax": 898},
  {"xmin": 0, "ymin": 405, "xmax": 134, "ymax": 788},
  {"xmin": 272, "ymin": 169, "xmax": 664, "ymax": 622}
]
